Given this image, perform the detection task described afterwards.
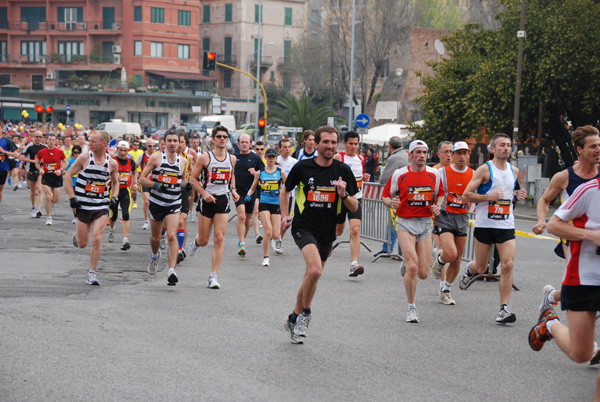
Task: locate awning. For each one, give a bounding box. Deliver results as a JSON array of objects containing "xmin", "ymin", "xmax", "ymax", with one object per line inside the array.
[{"xmin": 147, "ymin": 70, "xmax": 217, "ymax": 81}]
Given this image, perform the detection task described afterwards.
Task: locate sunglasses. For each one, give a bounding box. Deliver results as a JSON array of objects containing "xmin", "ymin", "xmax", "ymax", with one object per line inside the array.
[
  {"xmin": 72, "ymin": 152, "xmax": 80, "ymax": 155},
  {"xmin": 214, "ymin": 134, "xmax": 229, "ymax": 139},
  {"xmin": 34, "ymin": 136, "xmax": 43, "ymax": 138},
  {"xmin": 255, "ymin": 148, "xmax": 264, "ymax": 151}
]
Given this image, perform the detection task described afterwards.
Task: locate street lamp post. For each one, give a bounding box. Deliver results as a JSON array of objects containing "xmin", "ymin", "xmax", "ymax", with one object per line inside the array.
[
  {"xmin": 247, "ymin": 41, "xmax": 274, "ymax": 134},
  {"xmin": 395, "ymin": 68, "xmax": 404, "ymax": 124}
]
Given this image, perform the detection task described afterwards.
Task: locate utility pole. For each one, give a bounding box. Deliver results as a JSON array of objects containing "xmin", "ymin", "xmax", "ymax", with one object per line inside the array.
[
  {"xmin": 348, "ymin": 0, "xmax": 356, "ymax": 130},
  {"xmin": 512, "ymin": 0, "xmax": 527, "ymax": 160}
]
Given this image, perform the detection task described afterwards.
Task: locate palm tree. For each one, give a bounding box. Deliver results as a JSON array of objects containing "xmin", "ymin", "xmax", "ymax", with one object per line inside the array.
[{"xmin": 269, "ymin": 93, "xmax": 341, "ymax": 133}]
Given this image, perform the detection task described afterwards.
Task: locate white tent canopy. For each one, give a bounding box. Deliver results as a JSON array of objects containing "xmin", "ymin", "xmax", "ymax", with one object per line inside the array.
[{"xmin": 360, "ymin": 123, "xmax": 414, "ymax": 146}]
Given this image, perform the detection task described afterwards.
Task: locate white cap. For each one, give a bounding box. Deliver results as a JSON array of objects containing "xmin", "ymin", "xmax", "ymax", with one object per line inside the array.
[
  {"xmin": 452, "ymin": 141, "xmax": 469, "ymax": 152},
  {"xmin": 408, "ymin": 140, "xmax": 429, "ymax": 153},
  {"xmin": 117, "ymin": 140, "xmax": 129, "ymax": 149}
]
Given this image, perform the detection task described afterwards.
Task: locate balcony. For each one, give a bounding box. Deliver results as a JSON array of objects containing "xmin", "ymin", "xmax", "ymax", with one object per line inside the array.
[
  {"xmin": 0, "ymin": 21, "xmax": 123, "ymax": 32},
  {"xmin": 277, "ymin": 57, "xmax": 292, "ymax": 70},
  {"xmin": 0, "ymin": 53, "xmax": 121, "ymax": 66},
  {"xmin": 216, "ymin": 54, "xmax": 237, "ymax": 68},
  {"xmin": 248, "ymin": 56, "xmax": 273, "ymax": 70}
]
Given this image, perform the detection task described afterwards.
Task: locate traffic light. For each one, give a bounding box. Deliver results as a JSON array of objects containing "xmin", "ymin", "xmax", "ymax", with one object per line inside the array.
[
  {"xmin": 45, "ymin": 106, "xmax": 53, "ymax": 123},
  {"xmin": 203, "ymin": 51, "xmax": 216, "ymax": 71},
  {"xmin": 258, "ymin": 118, "xmax": 266, "ymax": 138}
]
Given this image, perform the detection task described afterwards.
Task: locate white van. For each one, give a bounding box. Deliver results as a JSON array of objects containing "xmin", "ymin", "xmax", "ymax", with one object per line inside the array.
[
  {"xmin": 200, "ymin": 115, "xmax": 236, "ymax": 135},
  {"xmin": 96, "ymin": 120, "xmax": 143, "ymax": 139}
]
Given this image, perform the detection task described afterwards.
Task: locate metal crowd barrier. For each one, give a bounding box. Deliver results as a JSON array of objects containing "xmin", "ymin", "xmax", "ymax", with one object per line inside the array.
[{"xmin": 360, "ymin": 183, "xmax": 401, "ymax": 261}]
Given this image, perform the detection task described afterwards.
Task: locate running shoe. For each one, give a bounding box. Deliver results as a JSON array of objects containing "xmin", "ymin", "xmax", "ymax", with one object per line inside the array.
[
  {"xmin": 406, "ymin": 308, "xmax": 419, "ymax": 323},
  {"xmin": 181, "ymin": 249, "xmax": 186, "ymax": 259},
  {"xmin": 121, "ymin": 239, "xmax": 130, "ymax": 251},
  {"xmin": 255, "ymin": 233, "xmax": 263, "ymax": 244},
  {"xmin": 45, "ymin": 216, "xmax": 52, "ymax": 226},
  {"xmin": 108, "ymin": 230, "xmax": 115, "ymax": 243},
  {"xmin": 159, "ymin": 234, "xmax": 166, "ymax": 250},
  {"xmin": 132, "ymin": 201, "xmax": 138, "ymax": 209},
  {"xmin": 188, "ymin": 238, "xmax": 200, "ymax": 257},
  {"xmin": 238, "ymin": 241, "xmax": 246, "ymax": 257},
  {"xmin": 177, "ymin": 251, "xmax": 184, "ymax": 264},
  {"xmin": 141, "ymin": 221, "xmax": 150, "ymax": 230},
  {"xmin": 439, "ymin": 289, "xmax": 456, "ymax": 305},
  {"xmin": 36, "ymin": 209, "xmax": 42, "ymax": 218},
  {"xmin": 528, "ymin": 308, "xmax": 559, "ymax": 351},
  {"xmin": 12, "ymin": 184, "xmax": 18, "ymax": 191},
  {"xmin": 167, "ymin": 269, "xmax": 178, "ymax": 286},
  {"xmin": 431, "ymin": 249, "xmax": 444, "ymax": 280},
  {"xmin": 275, "ymin": 239, "xmax": 283, "ymax": 254},
  {"xmin": 72, "ymin": 233, "xmax": 79, "ymax": 248},
  {"xmin": 147, "ymin": 251, "xmax": 161, "ymax": 275},
  {"xmin": 30, "ymin": 207, "xmax": 36, "ymax": 218},
  {"xmin": 207, "ymin": 274, "xmax": 220, "ymax": 289},
  {"xmin": 400, "ymin": 260, "xmax": 406, "ymax": 277},
  {"xmin": 496, "ymin": 306, "xmax": 517, "ymax": 324},
  {"xmin": 458, "ymin": 261, "xmax": 478, "ymax": 290},
  {"xmin": 539, "ymin": 284, "xmax": 559, "ymax": 313},
  {"xmin": 71, "ymin": 218, "xmax": 76, "ymax": 224},
  {"xmin": 87, "ymin": 271, "xmax": 99, "ymax": 286},
  {"xmin": 590, "ymin": 343, "xmax": 600, "ymax": 365},
  {"xmin": 261, "ymin": 257, "xmax": 270, "ymax": 267},
  {"xmin": 349, "ymin": 264, "xmax": 365, "ymax": 277},
  {"xmin": 284, "ymin": 317, "xmax": 303, "ymax": 344},
  {"xmin": 294, "ymin": 313, "xmax": 311, "ymax": 337}
]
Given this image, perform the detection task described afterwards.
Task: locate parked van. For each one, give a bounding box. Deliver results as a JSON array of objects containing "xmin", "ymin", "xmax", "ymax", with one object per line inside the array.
[
  {"xmin": 96, "ymin": 120, "xmax": 143, "ymax": 139},
  {"xmin": 199, "ymin": 115, "xmax": 236, "ymax": 135}
]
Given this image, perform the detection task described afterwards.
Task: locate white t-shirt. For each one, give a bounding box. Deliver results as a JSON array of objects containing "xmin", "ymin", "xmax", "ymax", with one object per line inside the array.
[{"xmin": 554, "ymin": 178, "xmax": 600, "ymax": 286}]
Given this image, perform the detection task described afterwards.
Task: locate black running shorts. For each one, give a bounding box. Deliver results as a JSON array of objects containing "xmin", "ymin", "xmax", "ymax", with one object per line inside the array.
[
  {"xmin": 561, "ymin": 285, "xmax": 600, "ymax": 312},
  {"xmin": 293, "ymin": 229, "xmax": 333, "ymax": 262},
  {"xmin": 149, "ymin": 202, "xmax": 181, "ymax": 222},
  {"xmin": 76, "ymin": 208, "xmax": 109, "ymax": 224},
  {"xmin": 198, "ymin": 194, "xmax": 230, "ymax": 219},
  {"xmin": 336, "ymin": 198, "xmax": 362, "ymax": 224},
  {"xmin": 474, "ymin": 228, "xmax": 515, "ymax": 244},
  {"xmin": 41, "ymin": 173, "xmax": 63, "ymax": 188},
  {"xmin": 259, "ymin": 203, "xmax": 281, "ymax": 214}
]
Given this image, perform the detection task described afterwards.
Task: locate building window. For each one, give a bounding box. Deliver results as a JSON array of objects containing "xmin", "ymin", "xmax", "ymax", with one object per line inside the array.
[
  {"xmin": 202, "ymin": 37, "xmax": 210, "ymax": 75},
  {"xmin": 311, "ymin": 10, "xmax": 320, "ymax": 24},
  {"xmin": 134, "ymin": 6, "xmax": 142, "ymax": 22},
  {"xmin": 224, "ymin": 37, "xmax": 232, "ymax": 63},
  {"xmin": 178, "ymin": 44, "xmax": 190, "ymax": 59},
  {"xmin": 178, "ymin": 10, "xmax": 191, "ymax": 26},
  {"xmin": 283, "ymin": 40, "xmax": 291, "ymax": 64},
  {"xmin": 151, "ymin": 7, "xmax": 164, "ymax": 23},
  {"xmin": 0, "ymin": 41, "xmax": 6, "ymax": 62},
  {"xmin": 58, "ymin": 41, "xmax": 84, "ymax": 62},
  {"xmin": 21, "ymin": 7, "xmax": 46, "ymax": 30},
  {"xmin": 255, "ymin": 4, "xmax": 262, "ymax": 23},
  {"xmin": 224, "ymin": 70, "xmax": 232, "ymax": 88},
  {"xmin": 57, "ymin": 7, "xmax": 83, "ymax": 23},
  {"xmin": 134, "ymin": 41, "xmax": 142, "ymax": 56},
  {"xmin": 283, "ymin": 73, "xmax": 291, "ymax": 90},
  {"xmin": 31, "ymin": 74, "xmax": 44, "ymax": 90},
  {"xmin": 253, "ymin": 37, "xmax": 262, "ymax": 62},
  {"xmin": 21, "ymin": 40, "xmax": 46, "ymax": 62},
  {"xmin": 150, "ymin": 42, "xmax": 163, "ymax": 58},
  {"xmin": 0, "ymin": 74, "xmax": 10, "ymax": 85},
  {"xmin": 225, "ymin": 4, "xmax": 232, "ymax": 22},
  {"xmin": 133, "ymin": 75, "xmax": 142, "ymax": 87},
  {"xmin": 284, "ymin": 8, "xmax": 292, "ymax": 26},
  {"xmin": 203, "ymin": 5, "xmax": 210, "ymax": 23},
  {"xmin": 0, "ymin": 8, "xmax": 7, "ymax": 29}
]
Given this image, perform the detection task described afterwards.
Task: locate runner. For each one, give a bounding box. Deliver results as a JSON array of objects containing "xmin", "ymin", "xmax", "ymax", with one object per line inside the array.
[
  {"xmin": 188, "ymin": 125, "xmax": 239, "ymax": 289},
  {"xmin": 138, "ymin": 129, "xmax": 189, "ymax": 286},
  {"xmin": 248, "ymin": 147, "xmax": 287, "ymax": 266},
  {"xmin": 382, "ymin": 140, "xmax": 444, "ymax": 323},
  {"xmin": 233, "ymin": 133, "xmax": 264, "ymax": 257},
  {"xmin": 175, "ymin": 133, "xmax": 194, "ymax": 264},
  {"xmin": 64, "ymin": 130, "xmax": 120, "ymax": 286},
  {"xmin": 277, "ymin": 138, "xmax": 298, "ymax": 240},
  {"xmin": 532, "ymin": 125, "xmax": 600, "ymax": 364},
  {"xmin": 292, "ymin": 130, "xmax": 318, "ymax": 161},
  {"xmin": 430, "ymin": 141, "xmax": 474, "ymax": 305},
  {"xmin": 35, "ymin": 134, "xmax": 66, "ymax": 225},
  {"xmin": 21, "ymin": 130, "xmax": 46, "ymax": 218},
  {"xmin": 251, "ymin": 140, "xmax": 266, "ymax": 244},
  {"xmin": 136, "ymin": 138, "xmax": 155, "ymax": 230},
  {"xmin": 0, "ymin": 130, "xmax": 19, "ymax": 207},
  {"xmin": 281, "ymin": 126, "xmax": 358, "ymax": 344},
  {"xmin": 107, "ymin": 141, "xmax": 138, "ymax": 251},
  {"xmin": 528, "ymin": 176, "xmax": 600, "ymax": 400},
  {"xmin": 334, "ymin": 131, "xmax": 369, "ymax": 277},
  {"xmin": 64, "ymin": 145, "xmax": 82, "ymax": 223},
  {"xmin": 459, "ymin": 133, "xmax": 527, "ymax": 323},
  {"xmin": 128, "ymin": 139, "xmax": 144, "ymax": 209},
  {"xmin": 431, "ymin": 141, "xmax": 453, "ymax": 280},
  {"xmin": 9, "ymin": 134, "xmax": 23, "ymax": 191}
]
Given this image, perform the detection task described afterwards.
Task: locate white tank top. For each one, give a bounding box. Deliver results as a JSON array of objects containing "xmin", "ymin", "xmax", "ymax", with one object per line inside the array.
[
  {"xmin": 340, "ymin": 152, "xmax": 363, "ymax": 199},
  {"xmin": 203, "ymin": 151, "xmax": 233, "ymax": 196},
  {"xmin": 474, "ymin": 161, "xmax": 516, "ymax": 229}
]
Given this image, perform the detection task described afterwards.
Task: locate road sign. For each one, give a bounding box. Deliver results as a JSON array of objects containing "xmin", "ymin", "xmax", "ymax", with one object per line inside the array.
[
  {"xmin": 66, "ymin": 104, "xmax": 70, "ymax": 111},
  {"xmin": 355, "ymin": 113, "xmax": 370, "ymax": 128},
  {"xmin": 357, "ymin": 128, "xmax": 368, "ymax": 135}
]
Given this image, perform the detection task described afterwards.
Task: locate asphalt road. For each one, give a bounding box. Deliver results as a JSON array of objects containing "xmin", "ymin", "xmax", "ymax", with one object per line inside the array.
[{"xmin": 0, "ymin": 186, "xmax": 597, "ymax": 402}]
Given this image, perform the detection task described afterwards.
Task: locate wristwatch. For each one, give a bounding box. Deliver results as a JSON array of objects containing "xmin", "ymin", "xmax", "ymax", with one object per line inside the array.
[{"xmin": 341, "ymin": 191, "xmax": 349, "ymax": 200}]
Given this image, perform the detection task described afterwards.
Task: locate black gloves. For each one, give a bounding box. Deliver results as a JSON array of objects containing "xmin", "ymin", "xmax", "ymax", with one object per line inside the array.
[
  {"xmin": 153, "ymin": 182, "xmax": 167, "ymax": 192},
  {"xmin": 110, "ymin": 197, "xmax": 118, "ymax": 210},
  {"xmin": 69, "ymin": 197, "xmax": 81, "ymax": 209}
]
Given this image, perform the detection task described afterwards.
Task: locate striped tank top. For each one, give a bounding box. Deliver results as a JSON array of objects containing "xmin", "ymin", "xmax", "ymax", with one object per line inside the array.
[
  {"xmin": 75, "ymin": 151, "xmax": 111, "ymax": 210},
  {"xmin": 149, "ymin": 151, "xmax": 182, "ymax": 208}
]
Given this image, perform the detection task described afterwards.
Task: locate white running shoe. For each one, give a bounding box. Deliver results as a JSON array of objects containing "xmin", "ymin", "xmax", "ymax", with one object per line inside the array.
[
  {"xmin": 406, "ymin": 308, "xmax": 419, "ymax": 323},
  {"xmin": 188, "ymin": 238, "xmax": 200, "ymax": 256},
  {"xmin": 207, "ymin": 274, "xmax": 220, "ymax": 289},
  {"xmin": 275, "ymin": 239, "xmax": 283, "ymax": 254},
  {"xmin": 71, "ymin": 218, "xmax": 76, "ymax": 224},
  {"xmin": 45, "ymin": 216, "xmax": 52, "ymax": 226},
  {"xmin": 439, "ymin": 289, "xmax": 456, "ymax": 305},
  {"xmin": 108, "ymin": 230, "xmax": 115, "ymax": 243},
  {"xmin": 141, "ymin": 221, "xmax": 150, "ymax": 230},
  {"xmin": 539, "ymin": 284, "xmax": 559, "ymax": 313},
  {"xmin": 159, "ymin": 235, "xmax": 166, "ymax": 250},
  {"xmin": 121, "ymin": 239, "xmax": 130, "ymax": 251},
  {"xmin": 86, "ymin": 271, "xmax": 99, "ymax": 286},
  {"xmin": 30, "ymin": 207, "xmax": 36, "ymax": 218},
  {"xmin": 261, "ymin": 257, "xmax": 270, "ymax": 267},
  {"xmin": 431, "ymin": 249, "xmax": 444, "ymax": 279}
]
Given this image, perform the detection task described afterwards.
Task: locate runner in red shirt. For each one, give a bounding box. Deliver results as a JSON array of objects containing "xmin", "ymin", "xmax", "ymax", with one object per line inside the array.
[
  {"xmin": 35, "ymin": 133, "xmax": 65, "ymax": 226},
  {"xmin": 382, "ymin": 140, "xmax": 444, "ymax": 323}
]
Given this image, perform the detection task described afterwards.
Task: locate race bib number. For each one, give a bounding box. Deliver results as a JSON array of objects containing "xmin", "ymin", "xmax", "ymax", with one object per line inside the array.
[
  {"xmin": 407, "ymin": 186, "xmax": 433, "ymax": 206},
  {"xmin": 307, "ymin": 189, "xmax": 336, "ymax": 204},
  {"xmin": 356, "ymin": 177, "xmax": 363, "ymax": 189},
  {"xmin": 0, "ymin": 154, "xmax": 5, "ymax": 162},
  {"xmin": 447, "ymin": 192, "xmax": 467, "ymax": 209},
  {"xmin": 157, "ymin": 173, "xmax": 179, "ymax": 189},
  {"xmin": 210, "ymin": 168, "xmax": 231, "ymax": 184},
  {"xmin": 45, "ymin": 162, "xmax": 57, "ymax": 172},
  {"xmin": 488, "ymin": 199, "xmax": 511, "ymax": 220},
  {"xmin": 260, "ymin": 180, "xmax": 279, "ymax": 192},
  {"xmin": 118, "ymin": 173, "xmax": 131, "ymax": 187},
  {"xmin": 85, "ymin": 181, "xmax": 106, "ymax": 198}
]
